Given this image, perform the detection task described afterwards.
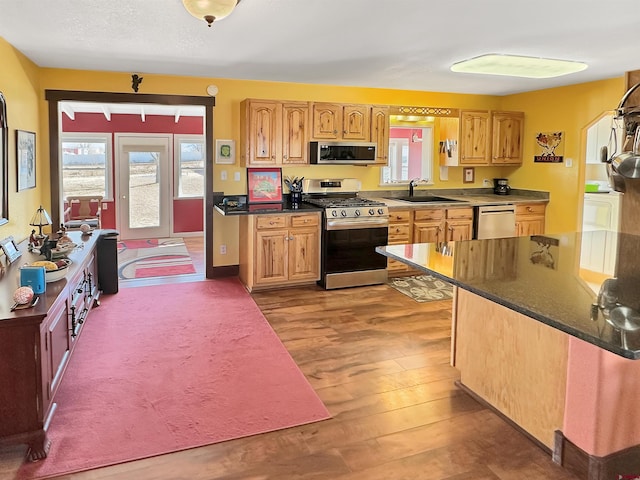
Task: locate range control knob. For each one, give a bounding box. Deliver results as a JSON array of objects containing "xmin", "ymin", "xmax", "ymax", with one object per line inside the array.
[
  {"xmin": 355, "ymin": 210, "xmax": 361, "ymax": 216},
  {"xmin": 368, "ymin": 208, "xmax": 375, "ymax": 216},
  {"xmin": 331, "ymin": 210, "xmax": 338, "ymax": 217},
  {"xmin": 341, "ymin": 210, "xmax": 347, "ymax": 217},
  {"xmin": 377, "ymin": 208, "xmax": 385, "ymax": 215}
]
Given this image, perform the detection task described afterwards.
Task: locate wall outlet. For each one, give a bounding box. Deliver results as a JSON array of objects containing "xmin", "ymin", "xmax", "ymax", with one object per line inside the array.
[
  {"xmin": 102, "ymin": 202, "xmax": 108, "ymax": 210},
  {"xmin": 565, "ymin": 158, "xmax": 573, "ymax": 168},
  {"xmin": 221, "ymin": 170, "xmax": 227, "ymax": 181},
  {"xmin": 482, "ymin": 179, "xmax": 491, "ymax": 187},
  {"xmin": 234, "ymin": 172, "xmax": 241, "ymax": 181},
  {"xmin": 220, "ymin": 244, "xmax": 227, "ymax": 255}
]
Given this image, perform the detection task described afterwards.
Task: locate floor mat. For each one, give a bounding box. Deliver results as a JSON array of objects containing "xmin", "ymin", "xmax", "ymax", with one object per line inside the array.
[
  {"xmin": 117, "ymin": 237, "xmax": 196, "ymax": 279},
  {"xmin": 388, "ymin": 274, "xmax": 454, "ymax": 302}
]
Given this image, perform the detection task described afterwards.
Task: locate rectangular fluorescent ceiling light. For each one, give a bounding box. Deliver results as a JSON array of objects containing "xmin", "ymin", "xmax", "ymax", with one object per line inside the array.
[{"xmin": 451, "ymin": 54, "xmax": 587, "ymax": 79}]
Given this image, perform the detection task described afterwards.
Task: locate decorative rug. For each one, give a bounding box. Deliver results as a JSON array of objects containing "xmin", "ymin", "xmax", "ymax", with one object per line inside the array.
[
  {"xmin": 117, "ymin": 237, "xmax": 196, "ymax": 279},
  {"xmin": 388, "ymin": 274, "xmax": 454, "ymax": 302},
  {"xmin": 17, "ymin": 279, "xmax": 330, "ymax": 479}
]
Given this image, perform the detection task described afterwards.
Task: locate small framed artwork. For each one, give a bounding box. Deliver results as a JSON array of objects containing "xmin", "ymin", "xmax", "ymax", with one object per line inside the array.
[
  {"xmin": 463, "ymin": 167, "xmax": 475, "ymax": 184},
  {"xmin": 247, "ymin": 168, "xmax": 283, "ymax": 203},
  {"xmin": 16, "ymin": 130, "xmax": 36, "ymax": 191},
  {"xmin": 0, "ymin": 236, "xmax": 21, "ymax": 264},
  {"xmin": 215, "ymin": 139, "xmax": 235, "ymax": 164}
]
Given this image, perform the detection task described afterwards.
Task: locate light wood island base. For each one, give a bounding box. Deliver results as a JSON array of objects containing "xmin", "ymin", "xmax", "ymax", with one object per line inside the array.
[{"xmin": 452, "ymin": 287, "xmax": 569, "ymax": 450}]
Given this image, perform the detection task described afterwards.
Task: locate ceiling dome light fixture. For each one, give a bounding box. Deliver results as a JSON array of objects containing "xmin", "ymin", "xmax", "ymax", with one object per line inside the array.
[
  {"xmin": 182, "ymin": 0, "xmax": 241, "ymax": 27},
  {"xmin": 451, "ymin": 54, "xmax": 588, "ymax": 79}
]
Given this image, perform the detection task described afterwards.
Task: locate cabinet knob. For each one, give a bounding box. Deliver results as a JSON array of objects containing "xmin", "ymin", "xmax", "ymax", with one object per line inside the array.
[
  {"xmin": 289, "ymin": 235, "xmax": 294, "ymax": 241},
  {"xmin": 527, "ymin": 207, "xmax": 533, "ymax": 212}
]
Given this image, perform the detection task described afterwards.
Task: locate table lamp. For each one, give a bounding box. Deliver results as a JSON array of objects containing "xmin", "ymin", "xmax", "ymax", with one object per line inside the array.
[{"xmin": 29, "ymin": 205, "xmax": 52, "ymax": 241}]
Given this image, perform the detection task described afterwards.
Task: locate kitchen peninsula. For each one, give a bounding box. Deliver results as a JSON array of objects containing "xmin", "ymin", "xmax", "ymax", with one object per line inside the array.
[{"xmin": 376, "ymin": 231, "xmax": 640, "ymax": 479}]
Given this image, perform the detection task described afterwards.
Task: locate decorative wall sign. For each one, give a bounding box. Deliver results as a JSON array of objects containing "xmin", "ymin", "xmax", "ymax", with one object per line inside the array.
[
  {"xmin": 534, "ymin": 131, "xmax": 564, "ymax": 163},
  {"xmin": 247, "ymin": 168, "xmax": 283, "ymax": 203},
  {"xmin": 16, "ymin": 130, "xmax": 36, "ymax": 191},
  {"xmin": 215, "ymin": 139, "xmax": 235, "ymax": 164},
  {"xmin": 463, "ymin": 167, "xmax": 475, "ymax": 183}
]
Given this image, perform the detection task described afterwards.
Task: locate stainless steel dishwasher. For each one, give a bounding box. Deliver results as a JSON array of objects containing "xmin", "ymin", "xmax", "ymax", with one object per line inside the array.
[{"xmin": 474, "ymin": 204, "xmax": 516, "ymax": 239}]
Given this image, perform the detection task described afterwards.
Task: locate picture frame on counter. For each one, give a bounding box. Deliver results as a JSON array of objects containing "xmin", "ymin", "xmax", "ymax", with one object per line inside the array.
[
  {"xmin": 215, "ymin": 139, "xmax": 235, "ymax": 164},
  {"xmin": 0, "ymin": 236, "xmax": 21, "ymax": 264},
  {"xmin": 247, "ymin": 167, "xmax": 283, "ymax": 204},
  {"xmin": 16, "ymin": 129, "xmax": 36, "ymax": 191}
]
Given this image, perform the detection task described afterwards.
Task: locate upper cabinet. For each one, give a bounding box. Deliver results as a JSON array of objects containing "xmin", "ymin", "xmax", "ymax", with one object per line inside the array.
[
  {"xmin": 491, "ymin": 111, "xmax": 524, "ymax": 165},
  {"xmin": 240, "ymin": 99, "xmax": 309, "ymax": 167},
  {"xmin": 459, "ymin": 110, "xmax": 491, "ymax": 165},
  {"xmin": 311, "ymin": 103, "xmax": 371, "ymax": 141},
  {"xmin": 453, "ymin": 110, "xmax": 524, "ymax": 166},
  {"xmin": 370, "ymin": 106, "xmax": 390, "ymax": 165}
]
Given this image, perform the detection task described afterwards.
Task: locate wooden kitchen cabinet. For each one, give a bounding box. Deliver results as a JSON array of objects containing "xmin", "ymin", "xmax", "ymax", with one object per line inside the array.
[
  {"xmin": 240, "ymin": 99, "xmax": 309, "ymax": 166},
  {"xmin": 371, "ymin": 106, "xmax": 390, "ymax": 165},
  {"xmin": 444, "ymin": 207, "xmax": 474, "ymax": 241},
  {"xmin": 311, "ymin": 103, "xmax": 370, "ymax": 141},
  {"xmin": 515, "ymin": 203, "xmax": 546, "ymax": 236},
  {"xmin": 387, "ymin": 209, "xmax": 412, "ymax": 274},
  {"xmin": 459, "ymin": 110, "xmax": 491, "ymax": 165},
  {"xmin": 0, "ymin": 232, "xmax": 101, "ymax": 461},
  {"xmin": 491, "ymin": 111, "xmax": 524, "ymax": 165},
  {"xmin": 457, "ymin": 110, "xmax": 524, "ymax": 166},
  {"xmin": 239, "ymin": 213, "xmax": 321, "ymax": 291},
  {"xmin": 413, "ymin": 207, "xmax": 474, "ymax": 243}
]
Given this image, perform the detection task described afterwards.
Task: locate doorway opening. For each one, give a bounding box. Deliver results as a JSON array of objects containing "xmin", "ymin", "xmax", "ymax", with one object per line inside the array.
[{"xmin": 46, "ymin": 90, "xmax": 215, "ymax": 279}]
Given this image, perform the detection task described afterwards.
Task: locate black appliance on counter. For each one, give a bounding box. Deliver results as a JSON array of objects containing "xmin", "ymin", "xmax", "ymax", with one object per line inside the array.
[
  {"xmin": 493, "ymin": 178, "xmax": 511, "ymax": 195},
  {"xmin": 303, "ymin": 178, "xmax": 389, "ymax": 289}
]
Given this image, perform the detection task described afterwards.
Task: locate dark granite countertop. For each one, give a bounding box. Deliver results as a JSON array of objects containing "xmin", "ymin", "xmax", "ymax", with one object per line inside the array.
[
  {"xmin": 214, "ymin": 201, "xmax": 322, "ymax": 216},
  {"xmin": 377, "ymin": 231, "xmax": 640, "ymax": 359}
]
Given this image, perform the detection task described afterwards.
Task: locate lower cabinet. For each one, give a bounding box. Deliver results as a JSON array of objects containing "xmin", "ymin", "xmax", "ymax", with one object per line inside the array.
[
  {"xmin": 0, "ymin": 231, "xmax": 101, "ymax": 461},
  {"xmin": 515, "ymin": 203, "xmax": 546, "ymax": 236},
  {"xmin": 412, "ymin": 207, "xmax": 474, "ymax": 243},
  {"xmin": 239, "ymin": 212, "xmax": 321, "ymax": 291},
  {"xmin": 387, "ymin": 210, "xmax": 412, "ymax": 274}
]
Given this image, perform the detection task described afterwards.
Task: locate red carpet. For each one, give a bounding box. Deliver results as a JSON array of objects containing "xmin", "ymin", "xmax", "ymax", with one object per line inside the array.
[
  {"xmin": 18, "ymin": 279, "xmax": 330, "ymax": 479},
  {"xmin": 117, "ymin": 238, "xmax": 196, "ymax": 279}
]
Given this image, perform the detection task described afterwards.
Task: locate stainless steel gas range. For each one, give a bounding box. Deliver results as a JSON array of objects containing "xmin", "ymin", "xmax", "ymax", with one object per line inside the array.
[{"xmin": 303, "ymin": 178, "xmax": 389, "ymax": 289}]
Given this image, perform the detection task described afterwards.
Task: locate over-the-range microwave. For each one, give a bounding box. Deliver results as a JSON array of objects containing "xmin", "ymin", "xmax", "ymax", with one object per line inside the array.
[{"xmin": 309, "ymin": 141, "xmax": 377, "ymax": 165}]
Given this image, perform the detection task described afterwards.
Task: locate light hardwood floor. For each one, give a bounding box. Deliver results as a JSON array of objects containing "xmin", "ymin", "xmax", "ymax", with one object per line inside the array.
[{"xmin": 0, "ymin": 281, "xmax": 580, "ymax": 480}]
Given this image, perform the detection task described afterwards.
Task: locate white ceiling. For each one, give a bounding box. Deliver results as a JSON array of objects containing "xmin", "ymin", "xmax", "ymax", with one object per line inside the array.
[{"xmin": 1, "ymin": 0, "xmax": 639, "ymax": 97}]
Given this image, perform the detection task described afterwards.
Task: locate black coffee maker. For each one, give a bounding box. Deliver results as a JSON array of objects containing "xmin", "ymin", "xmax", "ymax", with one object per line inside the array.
[{"xmin": 493, "ymin": 178, "xmax": 511, "ymax": 195}]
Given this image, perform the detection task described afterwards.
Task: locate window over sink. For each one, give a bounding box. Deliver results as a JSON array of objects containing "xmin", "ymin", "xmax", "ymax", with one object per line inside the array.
[{"xmin": 380, "ymin": 116, "xmax": 434, "ymax": 186}]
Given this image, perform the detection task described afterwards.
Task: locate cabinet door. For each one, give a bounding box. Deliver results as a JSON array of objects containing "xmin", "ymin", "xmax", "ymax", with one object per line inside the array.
[
  {"xmin": 288, "ymin": 227, "xmax": 320, "ymax": 281},
  {"xmin": 460, "ymin": 110, "xmax": 490, "ymax": 165},
  {"xmin": 255, "ymin": 230, "xmax": 288, "ymax": 285},
  {"xmin": 282, "ymin": 102, "xmax": 309, "ymax": 165},
  {"xmin": 247, "ymin": 101, "xmax": 280, "ymax": 165},
  {"xmin": 312, "ymin": 103, "xmax": 342, "ymax": 139},
  {"xmin": 413, "ymin": 222, "xmax": 442, "ymax": 243},
  {"xmin": 446, "ymin": 220, "xmax": 473, "ymax": 241},
  {"xmin": 371, "ymin": 106, "xmax": 390, "ymax": 165},
  {"xmin": 492, "ymin": 111, "xmax": 524, "ymax": 165},
  {"xmin": 516, "ymin": 218, "xmax": 545, "ymax": 236},
  {"xmin": 45, "ymin": 298, "xmax": 70, "ymax": 402},
  {"xmin": 342, "ymin": 105, "xmax": 370, "ymax": 141}
]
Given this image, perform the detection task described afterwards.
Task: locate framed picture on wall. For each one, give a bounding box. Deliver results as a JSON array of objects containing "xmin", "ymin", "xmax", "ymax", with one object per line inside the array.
[
  {"xmin": 247, "ymin": 168, "xmax": 283, "ymax": 203},
  {"xmin": 215, "ymin": 139, "xmax": 235, "ymax": 164},
  {"xmin": 16, "ymin": 130, "xmax": 36, "ymax": 191}
]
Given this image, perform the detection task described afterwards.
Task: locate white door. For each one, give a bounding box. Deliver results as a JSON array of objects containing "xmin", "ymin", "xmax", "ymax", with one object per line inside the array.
[{"xmin": 116, "ymin": 134, "xmax": 171, "ymax": 240}]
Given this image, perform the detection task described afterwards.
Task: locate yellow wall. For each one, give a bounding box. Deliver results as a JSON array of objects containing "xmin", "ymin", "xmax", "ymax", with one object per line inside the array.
[
  {"xmin": 0, "ymin": 38, "xmax": 46, "ymax": 242},
  {"xmin": 1, "ymin": 35, "xmax": 627, "ymax": 266},
  {"xmin": 498, "ymin": 78, "xmax": 624, "ymax": 233}
]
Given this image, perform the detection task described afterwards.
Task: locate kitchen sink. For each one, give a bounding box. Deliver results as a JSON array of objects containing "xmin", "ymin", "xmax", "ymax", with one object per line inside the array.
[{"xmin": 385, "ymin": 195, "xmax": 467, "ymax": 203}]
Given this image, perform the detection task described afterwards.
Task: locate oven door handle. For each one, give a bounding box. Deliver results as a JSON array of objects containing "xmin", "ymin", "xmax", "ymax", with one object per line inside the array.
[{"xmin": 325, "ymin": 218, "xmax": 389, "ymax": 230}]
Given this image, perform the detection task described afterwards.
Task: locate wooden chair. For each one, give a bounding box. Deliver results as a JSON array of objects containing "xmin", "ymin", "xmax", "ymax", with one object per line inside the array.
[{"xmin": 64, "ymin": 195, "xmax": 103, "ymax": 230}]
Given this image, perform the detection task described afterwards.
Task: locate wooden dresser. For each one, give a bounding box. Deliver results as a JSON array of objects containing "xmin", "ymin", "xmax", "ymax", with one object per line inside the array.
[{"xmin": 0, "ymin": 231, "xmax": 101, "ymax": 460}]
